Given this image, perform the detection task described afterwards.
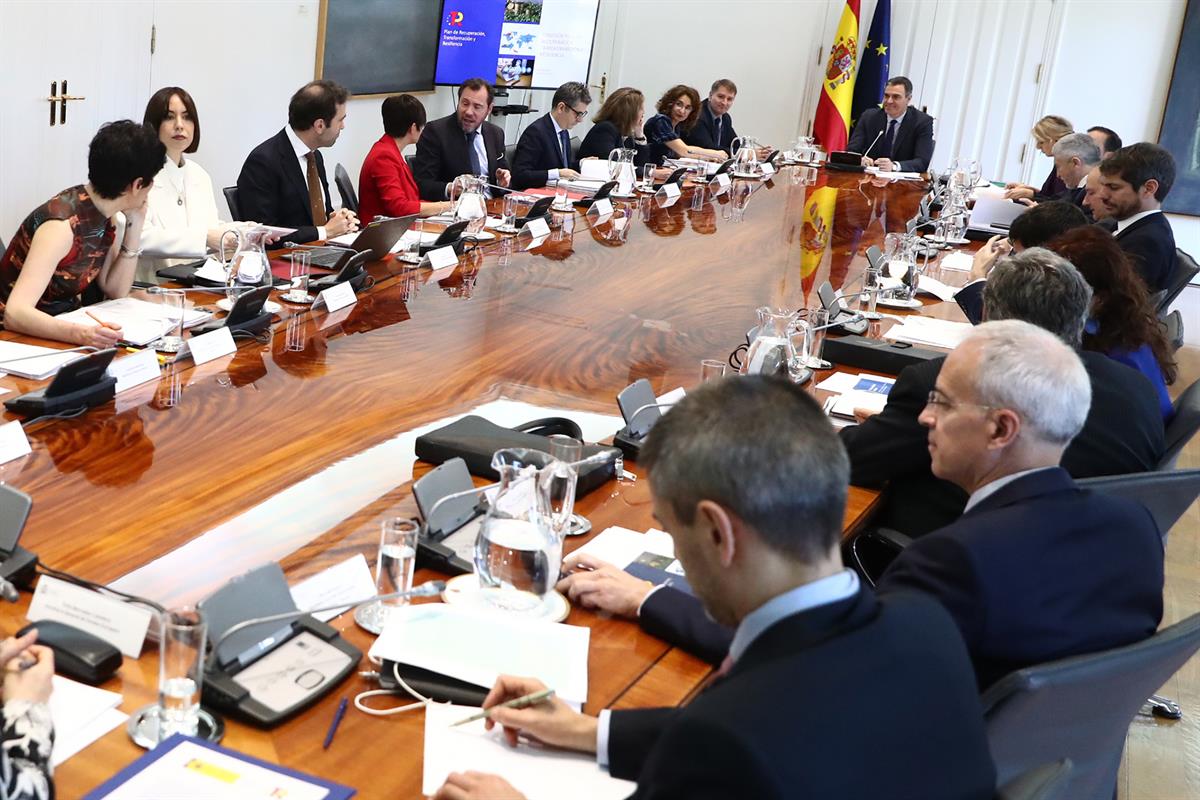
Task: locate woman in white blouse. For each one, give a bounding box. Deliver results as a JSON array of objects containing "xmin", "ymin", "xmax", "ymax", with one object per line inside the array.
[{"xmin": 139, "ymin": 87, "xmax": 246, "ymax": 280}]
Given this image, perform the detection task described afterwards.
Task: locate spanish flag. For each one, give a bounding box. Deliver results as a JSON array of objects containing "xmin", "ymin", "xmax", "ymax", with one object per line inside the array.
[
  {"xmin": 800, "ymin": 185, "xmax": 838, "ymax": 298},
  {"xmin": 813, "ymin": 0, "xmax": 861, "ymax": 152}
]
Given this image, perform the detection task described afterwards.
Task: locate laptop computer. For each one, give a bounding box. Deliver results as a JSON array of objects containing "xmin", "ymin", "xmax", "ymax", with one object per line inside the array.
[{"xmin": 305, "ymin": 214, "xmax": 417, "ymax": 268}]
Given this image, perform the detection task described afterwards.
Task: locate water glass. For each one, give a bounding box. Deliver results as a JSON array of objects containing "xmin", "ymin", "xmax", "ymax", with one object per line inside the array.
[
  {"xmin": 863, "ymin": 264, "xmax": 882, "ymax": 317},
  {"xmin": 283, "ymin": 250, "xmax": 312, "ymax": 303},
  {"xmin": 500, "ymin": 193, "xmax": 520, "ymax": 232},
  {"xmin": 553, "ymin": 183, "xmax": 570, "ymax": 210},
  {"xmin": 156, "ymin": 288, "xmax": 185, "ymax": 353},
  {"xmin": 157, "ymin": 607, "xmax": 206, "ymax": 742},
  {"xmin": 642, "ymin": 163, "xmax": 656, "ymax": 190},
  {"xmin": 546, "ymin": 434, "xmax": 582, "ymax": 537},
  {"xmin": 700, "ymin": 359, "xmax": 727, "ymax": 382},
  {"xmin": 375, "ymin": 518, "xmax": 418, "ymax": 608},
  {"xmin": 799, "ymin": 308, "xmax": 832, "ymax": 369}
]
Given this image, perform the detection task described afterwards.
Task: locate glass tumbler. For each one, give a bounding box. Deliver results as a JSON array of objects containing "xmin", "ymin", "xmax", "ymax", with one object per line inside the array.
[
  {"xmin": 156, "ymin": 288, "xmax": 186, "ymax": 353},
  {"xmin": 157, "ymin": 607, "xmax": 206, "ymax": 742}
]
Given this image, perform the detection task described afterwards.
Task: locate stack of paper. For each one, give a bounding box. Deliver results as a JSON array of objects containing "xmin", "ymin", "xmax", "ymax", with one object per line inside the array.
[
  {"xmin": 57, "ymin": 298, "xmax": 213, "ymax": 347},
  {"xmin": 423, "ymin": 703, "xmax": 635, "ymax": 800},
  {"xmin": 0, "ymin": 341, "xmax": 86, "ymax": 380},
  {"xmin": 559, "ymin": 178, "xmax": 608, "ymax": 195},
  {"xmin": 865, "ymin": 167, "xmax": 923, "ymax": 181},
  {"xmin": 883, "ymin": 317, "xmax": 973, "ymax": 350},
  {"xmin": 369, "ymin": 604, "xmax": 590, "ymax": 705},
  {"xmin": 573, "ymin": 526, "xmax": 675, "ymax": 568},
  {"xmin": 816, "ymin": 373, "xmax": 896, "ymax": 421},
  {"xmin": 50, "ymin": 675, "xmax": 127, "ymax": 767}
]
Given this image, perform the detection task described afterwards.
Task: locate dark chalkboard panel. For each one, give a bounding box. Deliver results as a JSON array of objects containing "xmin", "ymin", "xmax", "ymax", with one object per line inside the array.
[{"xmin": 316, "ymin": 0, "xmax": 440, "ymax": 96}]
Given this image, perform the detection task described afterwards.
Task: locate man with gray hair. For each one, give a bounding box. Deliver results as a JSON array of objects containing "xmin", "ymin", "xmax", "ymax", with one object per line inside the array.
[
  {"xmin": 842, "ymin": 247, "xmax": 1164, "ymax": 536},
  {"xmin": 877, "ymin": 320, "xmax": 1163, "ymax": 690},
  {"xmin": 1051, "ymin": 132, "xmax": 1101, "ymax": 213}
]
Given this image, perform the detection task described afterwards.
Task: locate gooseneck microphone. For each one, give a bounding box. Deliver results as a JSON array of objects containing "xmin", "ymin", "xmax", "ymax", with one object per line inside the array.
[{"xmin": 862, "ymin": 127, "xmax": 885, "ymax": 158}]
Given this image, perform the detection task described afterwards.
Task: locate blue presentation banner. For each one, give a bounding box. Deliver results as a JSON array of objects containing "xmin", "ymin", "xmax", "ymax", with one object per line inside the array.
[{"xmin": 435, "ymin": 0, "xmax": 507, "ymax": 86}]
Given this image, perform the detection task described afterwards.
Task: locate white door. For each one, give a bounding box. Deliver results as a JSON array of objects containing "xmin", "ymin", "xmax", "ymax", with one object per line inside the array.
[{"xmin": 0, "ymin": 1, "xmax": 154, "ymax": 242}]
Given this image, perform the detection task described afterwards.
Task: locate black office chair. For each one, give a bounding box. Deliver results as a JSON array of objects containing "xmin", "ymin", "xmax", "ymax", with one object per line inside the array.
[
  {"xmin": 570, "ymin": 135, "xmax": 581, "ymax": 161},
  {"xmin": 980, "ymin": 611, "xmax": 1200, "ymax": 799},
  {"xmin": 504, "ymin": 143, "xmax": 517, "ymax": 163},
  {"xmin": 1157, "ymin": 248, "xmax": 1198, "ymax": 315},
  {"xmin": 995, "ymin": 760, "xmax": 1073, "ymax": 800},
  {"xmin": 1163, "ymin": 309, "xmax": 1184, "ymax": 353},
  {"xmin": 1076, "ymin": 469, "xmax": 1200, "ymax": 546},
  {"xmin": 223, "ymin": 186, "xmax": 242, "ymax": 221},
  {"xmin": 1159, "ymin": 377, "xmax": 1200, "ymax": 471},
  {"xmin": 334, "ymin": 163, "xmax": 358, "ymax": 214}
]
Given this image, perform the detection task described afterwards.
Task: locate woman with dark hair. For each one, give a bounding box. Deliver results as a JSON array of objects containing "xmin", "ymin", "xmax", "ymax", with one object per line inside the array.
[
  {"xmin": 0, "ymin": 120, "xmax": 163, "ymax": 346},
  {"xmin": 141, "ymin": 87, "xmax": 248, "ymax": 278},
  {"xmin": 644, "ymin": 85, "xmax": 725, "ymax": 165},
  {"xmin": 1047, "ymin": 225, "xmax": 1176, "ymax": 420},
  {"xmin": 578, "ymin": 87, "xmax": 651, "ymax": 166},
  {"xmin": 358, "ymin": 94, "xmax": 454, "ymax": 224}
]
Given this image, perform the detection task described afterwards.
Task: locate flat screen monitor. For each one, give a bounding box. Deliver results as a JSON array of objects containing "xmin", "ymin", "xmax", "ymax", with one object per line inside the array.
[{"xmin": 434, "ymin": 0, "xmax": 602, "ymax": 91}]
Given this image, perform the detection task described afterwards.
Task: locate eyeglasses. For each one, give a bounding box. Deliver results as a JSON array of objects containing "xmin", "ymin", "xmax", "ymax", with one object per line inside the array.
[
  {"xmin": 925, "ymin": 389, "xmax": 994, "ymax": 414},
  {"xmin": 561, "ymin": 104, "xmax": 588, "ymax": 120}
]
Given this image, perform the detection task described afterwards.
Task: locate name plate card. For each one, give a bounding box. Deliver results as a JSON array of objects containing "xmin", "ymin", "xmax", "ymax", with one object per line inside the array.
[
  {"xmin": 28, "ymin": 575, "xmax": 153, "ymax": 657},
  {"xmin": 187, "ymin": 327, "xmax": 236, "ymax": 366},
  {"xmin": 0, "ymin": 421, "xmax": 30, "ymax": 466},
  {"xmin": 587, "ymin": 197, "xmax": 614, "ymax": 219},
  {"xmin": 656, "ymin": 182, "xmax": 681, "ymax": 200},
  {"xmin": 521, "ymin": 216, "xmax": 551, "ymax": 239},
  {"xmin": 761, "ymin": 161, "xmax": 776, "ymax": 178},
  {"xmin": 107, "ymin": 348, "xmax": 160, "ymax": 394},
  {"xmin": 315, "ymin": 281, "xmax": 358, "ymax": 313},
  {"xmin": 425, "ymin": 245, "xmax": 459, "ymax": 271}
]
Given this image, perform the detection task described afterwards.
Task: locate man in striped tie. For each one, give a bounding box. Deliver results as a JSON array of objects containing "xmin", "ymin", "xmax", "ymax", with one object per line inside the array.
[{"xmin": 510, "ymin": 82, "xmax": 591, "ymax": 190}]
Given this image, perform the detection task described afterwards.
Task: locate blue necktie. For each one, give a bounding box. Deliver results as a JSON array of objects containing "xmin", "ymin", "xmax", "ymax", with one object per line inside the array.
[
  {"xmin": 466, "ymin": 130, "xmax": 483, "ymax": 177},
  {"xmin": 883, "ymin": 119, "xmax": 898, "ymax": 159},
  {"xmin": 715, "ymin": 116, "xmax": 723, "ymax": 147},
  {"xmin": 559, "ymin": 129, "xmax": 571, "ymax": 168}
]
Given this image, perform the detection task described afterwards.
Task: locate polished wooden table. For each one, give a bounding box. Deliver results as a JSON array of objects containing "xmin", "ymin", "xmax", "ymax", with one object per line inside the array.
[{"xmin": 0, "ymin": 167, "xmax": 939, "ymax": 798}]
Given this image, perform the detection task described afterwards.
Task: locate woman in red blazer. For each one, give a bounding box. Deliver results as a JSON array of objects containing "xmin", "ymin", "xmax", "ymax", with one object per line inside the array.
[{"xmin": 358, "ymin": 95, "xmax": 453, "ymax": 224}]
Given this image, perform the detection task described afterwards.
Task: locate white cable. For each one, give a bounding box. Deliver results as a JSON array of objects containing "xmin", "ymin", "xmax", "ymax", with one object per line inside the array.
[{"xmin": 352, "ymin": 660, "xmax": 437, "ymax": 717}]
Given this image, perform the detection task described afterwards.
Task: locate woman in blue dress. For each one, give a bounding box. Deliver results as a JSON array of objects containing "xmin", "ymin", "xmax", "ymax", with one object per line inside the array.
[{"xmin": 643, "ymin": 85, "xmax": 726, "ymax": 166}]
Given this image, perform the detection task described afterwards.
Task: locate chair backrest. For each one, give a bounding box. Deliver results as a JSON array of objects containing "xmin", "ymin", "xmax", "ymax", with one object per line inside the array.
[
  {"xmin": 334, "ymin": 163, "xmax": 358, "ymax": 214},
  {"xmin": 981, "ymin": 611, "xmax": 1200, "ymax": 797},
  {"xmin": 1159, "ymin": 248, "xmax": 1199, "ymax": 312},
  {"xmin": 1163, "ymin": 309, "xmax": 1184, "ymax": 353},
  {"xmin": 570, "ymin": 135, "xmax": 581, "ymax": 160},
  {"xmin": 1160, "ymin": 377, "xmax": 1200, "ymax": 470},
  {"xmin": 995, "ymin": 760, "xmax": 1073, "ymax": 800},
  {"xmin": 1076, "ymin": 469, "xmax": 1200, "ymax": 545},
  {"xmin": 504, "ymin": 143, "xmax": 517, "ymax": 163},
  {"xmin": 223, "ymin": 186, "xmax": 242, "ymax": 221}
]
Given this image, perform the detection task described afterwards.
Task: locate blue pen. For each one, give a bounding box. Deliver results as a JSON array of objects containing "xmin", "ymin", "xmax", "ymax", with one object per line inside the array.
[{"xmin": 322, "ymin": 697, "xmax": 349, "ymax": 750}]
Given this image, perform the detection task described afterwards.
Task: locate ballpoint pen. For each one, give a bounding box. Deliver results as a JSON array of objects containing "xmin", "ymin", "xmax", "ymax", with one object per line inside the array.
[
  {"xmin": 322, "ymin": 697, "xmax": 349, "ymax": 749},
  {"xmin": 450, "ymin": 689, "xmax": 556, "ymax": 727}
]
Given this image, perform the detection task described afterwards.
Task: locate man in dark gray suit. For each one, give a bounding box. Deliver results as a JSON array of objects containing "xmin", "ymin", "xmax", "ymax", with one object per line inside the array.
[{"xmin": 846, "ymin": 76, "xmax": 935, "ymax": 172}]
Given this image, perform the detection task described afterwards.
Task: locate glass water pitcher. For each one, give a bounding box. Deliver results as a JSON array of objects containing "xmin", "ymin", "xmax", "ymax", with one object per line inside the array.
[
  {"xmin": 608, "ymin": 147, "xmax": 637, "ymax": 196},
  {"xmin": 450, "ymin": 174, "xmax": 489, "ymax": 235}
]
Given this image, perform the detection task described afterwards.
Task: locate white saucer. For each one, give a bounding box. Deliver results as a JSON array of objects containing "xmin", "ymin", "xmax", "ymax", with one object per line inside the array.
[
  {"xmin": 463, "ymin": 230, "xmax": 495, "ymax": 242},
  {"xmin": 216, "ymin": 297, "xmax": 281, "ymax": 314},
  {"xmin": 877, "ymin": 296, "xmax": 924, "ymax": 309},
  {"xmin": 441, "ymin": 574, "xmax": 570, "ymax": 622}
]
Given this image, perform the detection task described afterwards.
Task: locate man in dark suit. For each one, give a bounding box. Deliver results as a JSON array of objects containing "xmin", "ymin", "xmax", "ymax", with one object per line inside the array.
[
  {"xmin": 1050, "ymin": 132, "xmax": 1100, "ymax": 213},
  {"xmin": 876, "ymin": 319, "xmax": 1164, "ymax": 690},
  {"xmin": 413, "ymin": 78, "xmax": 511, "ymax": 201},
  {"xmin": 236, "ymin": 80, "xmax": 358, "ymax": 244},
  {"xmin": 846, "ymin": 248, "xmax": 1164, "ymax": 537},
  {"xmin": 683, "ymin": 78, "xmax": 739, "ymax": 154},
  {"xmin": 431, "ymin": 378, "xmax": 995, "ymax": 800},
  {"xmin": 846, "ymin": 76, "xmax": 935, "ymax": 173},
  {"xmin": 1096, "ymin": 142, "xmax": 1178, "ymax": 292},
  {"xmin": 1088, "ymin": 125, "xmax": 1123, "ymax": 160},
  {"xmin": 510, "ymin": 81, "xmax": 590, "ymax": 190}
]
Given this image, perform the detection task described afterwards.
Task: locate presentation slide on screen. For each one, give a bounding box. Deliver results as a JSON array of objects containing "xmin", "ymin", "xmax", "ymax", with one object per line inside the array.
[{"xmin": 435, "ymin": 0, "xmax": 600, "ymax": 90}]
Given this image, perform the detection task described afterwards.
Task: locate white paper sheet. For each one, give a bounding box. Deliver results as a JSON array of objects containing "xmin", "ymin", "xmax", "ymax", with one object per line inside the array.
[
  {"xmin": 49, "ymin": 675, "xmax": 125, "ymax": 767},
  {"xmin": 917, "ymin": 275, "xmax": 958, "ymax": 302},
  {"xmin": 816, "ymin": 372, "xmax": 895, "ymax": 395},
  {"xmin": 57, "ymin": 297, "xmax": 213, "ymax": 347},
  {"xmin": 883, "ymin": 317, "xmax": 974, "ymax": 350},
  {"xmin": 940, "ymin": 252, "xmax": 975, "ymax": 272},
  {"xmin": 0, "ymin": 341, "xmax": 86, "ymax": 380},
  {"xmin": 572, "ymin": 526, "xmax": 674, "ymax": 568},
  {"xmin": 422, "ymin": 703, "xmax": 635, "ymax": 800},
  {"xmin": 289, "ymin": 553, "xmax": 377, "ymax": 622},
  {"xmin": 369, "ymin": 605, "xmax": 590, "ymax": 704}
]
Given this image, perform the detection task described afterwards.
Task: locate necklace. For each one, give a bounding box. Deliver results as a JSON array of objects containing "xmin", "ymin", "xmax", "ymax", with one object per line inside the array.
[{"xmin": 164, "ymin": 159, "xmax": 186, "ymax": 207}]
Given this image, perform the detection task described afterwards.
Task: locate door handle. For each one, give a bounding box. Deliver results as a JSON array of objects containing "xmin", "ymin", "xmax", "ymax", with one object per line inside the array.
[{"xmin": 44, "ymin": 79, "xmax": 86, "ymax": 126}]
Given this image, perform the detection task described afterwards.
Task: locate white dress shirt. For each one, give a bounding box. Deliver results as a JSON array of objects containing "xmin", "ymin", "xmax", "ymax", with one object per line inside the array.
[
  {"xmin": 1115, "ymin": 208, "xmax": 1162, "ymax": 235},
  {"xmin": 139, "ymin": 156, "xmax": 222, "ymax": 281},
  {"xmin": 284, "ymin": 125, "xmax": 328, "ymax": 240},
  {"xmin": 597, "ymin": 570, "xmax": 861, "ymax": 768},
  {"xmin": 962, "ymin": 467, "xmax": 1056, "ymax": 514}
]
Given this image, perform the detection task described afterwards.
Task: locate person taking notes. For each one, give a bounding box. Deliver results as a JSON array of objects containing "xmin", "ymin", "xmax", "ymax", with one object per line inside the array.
[{"xmin": 510, "ymin": 82, "xmax": 590, "ymax": 190}]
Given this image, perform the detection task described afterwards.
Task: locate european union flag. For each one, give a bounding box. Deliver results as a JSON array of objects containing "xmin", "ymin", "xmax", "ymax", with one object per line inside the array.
[{"xmin": 851, "ymin": 0, "xmax": 891, "ymax": 127}]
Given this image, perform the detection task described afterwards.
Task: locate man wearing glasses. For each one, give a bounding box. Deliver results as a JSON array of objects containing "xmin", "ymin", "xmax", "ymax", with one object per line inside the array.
[
  {"xmin": 876, "ymin": 318, "xmax": 1163, "ymax": 691},
  {"xmin": 510, "ymin": 81, "xmax": 591, "ymax": 190}
]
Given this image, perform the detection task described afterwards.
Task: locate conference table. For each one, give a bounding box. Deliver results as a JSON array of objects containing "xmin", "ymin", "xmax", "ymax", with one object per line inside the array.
[{"xmin": 0, "ymin": 165, "xmax": 948, "ymax": 797}]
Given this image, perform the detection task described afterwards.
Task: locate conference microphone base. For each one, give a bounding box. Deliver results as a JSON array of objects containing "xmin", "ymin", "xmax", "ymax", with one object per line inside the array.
[{"xmin": 0, "ymin": 546, "xmax": 38, "ymax": 590}]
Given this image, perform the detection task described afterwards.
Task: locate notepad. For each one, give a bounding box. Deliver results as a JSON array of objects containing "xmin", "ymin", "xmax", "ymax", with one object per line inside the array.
[
  {"xmin": 422, "ymin": 703, "xmax": 634, "ymax": 800},
  {"xmin": 0, "ymin": 341, "xmax": 86, "ymax": 380},
  {"xmin": 883, "ymin": 317, "xmax": 973, "ymax": 350},
  {"xmin": 57, "ymin": 297, "xmax": 213, "ymax": 346}
]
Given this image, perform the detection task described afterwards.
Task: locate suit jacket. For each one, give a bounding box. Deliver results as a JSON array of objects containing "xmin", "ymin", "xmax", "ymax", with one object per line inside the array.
[
  {"xmin": 683, "ymin": 99, "xmax": 737, "ymax": 154},
  {"xmin": 236, "ymin": 128, "xmax": 331, "ymax": 244},
  {"xmin": 1115, "ymin": 212, "xmax": 1176, "ymax": 293},
  {"xmin": 846, "ymin": 107, "xmax": 935, "ymax": 172},
  {"xmin": 510, "ymin": 113, "xmax": 577, "ymax": 190},
  {"xmin": 578, "ymin": 121, "xmax": 650, "ymax": 167},
  {"xmin": 357, "ymin": 134, "xmax": 421, "ymax": 225},
  {"xmin": 839, "ymin": 351, "xmax": 1165, "ymax": 536},
  {"xmin": 610, "ymin": 589, "xmax": 995, "ymax": 799},
  {"xmin": 877, "ymin": 468, "xmax": 1164, "ymax": 690},
  {"xmin": 412, "ymin": 113, "xmax": 508, "ymax": 201},
  {"xmin": 954, "ymin": 280, "xmax": 986, "ymax": 325}
]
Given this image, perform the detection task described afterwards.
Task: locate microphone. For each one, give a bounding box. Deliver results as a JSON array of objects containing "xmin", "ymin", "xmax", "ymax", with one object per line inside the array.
[
  {"xmin": 206, "ymin": 579, "xmax": 447, "ymax": 670},
  {"xmin": 146, "ymin": 285, "xmax": 257, "ymax": 294},
  {"xmin": 861, "ymin": 128, "xmax": 885, "ymax": 159},
  {"xmin": 0, "ymin": 577, "xmax": 18, "ymax": 603},
  {"xmin": 0, "ymin": 345, "xmax": 96, "ymax": 368},
  {"xmin": 625, "ymin": 401, "xmax": 678, "ymax": 437}
]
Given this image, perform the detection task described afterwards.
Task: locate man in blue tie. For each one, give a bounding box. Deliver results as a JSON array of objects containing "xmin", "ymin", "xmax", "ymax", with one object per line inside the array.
[
  {"xmin": 684, "ymin": 79, "xmax": 740, "ymax": 155},
  {"xmin": 846, "ymin": 76, "xmax": 935, "ymax": 173},
  {"xmin": 510, "ymin": 81, "xmax": 591, "ymax": 190}
]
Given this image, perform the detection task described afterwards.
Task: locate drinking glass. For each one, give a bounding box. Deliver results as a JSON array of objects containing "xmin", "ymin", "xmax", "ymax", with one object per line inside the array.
[
  {"xmin": 798, "ymin": 308, "xmax": 832, "ymax": 369},
  {"xmin": 497, "ymin": 193, "xmax": 521, "ymax": 234},
  {"xmin": 155, "ymin": 288, "xmax": 185, "ymax": 353},
  {"xmin": 642, "ymin": 163, "xmax": 656, "ymax": 191},
  {"xmin": 700, "ymin": 359, "xmax": 727, "ymax": 382},
  {"xmin": 553, "ymin": 183, "xmax": 570, "ymax": 210},
  {"xmin": 358, "ymin": 518, "xmax": 419, "ymax": 631},
  {"xmin": 157, "ymin": 607, "xmax": 206, "ymax": 742},
  {"xmin": 546, "ymin": 434, "xmax": 583, "ymax": 538},
  {"xmin": 283, "ymin": 250, "xmax": 312, "ymax": 303},
  {"xmin": 862, "ymin": 264, "xmax": 883, "ymax": 319}
]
